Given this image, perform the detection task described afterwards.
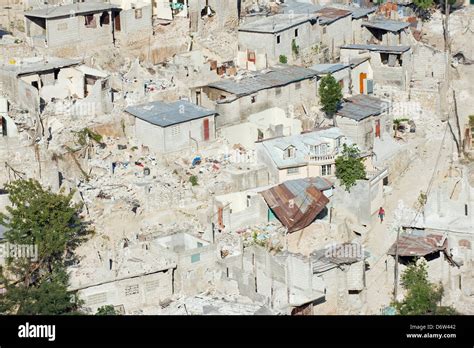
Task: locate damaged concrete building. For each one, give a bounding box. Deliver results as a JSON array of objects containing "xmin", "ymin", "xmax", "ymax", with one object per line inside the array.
[
  {"xmin": 340, "ymin": 44, "xmax": 412, "ymax": 91},
  {"xmin": 0, "ymin": 57, "xmax": 112, "ymax": 116},
  {"xmin": 219, "ymin": 107, "xmax": 302, "ymax": 150},
  {"xmin": 70, "ymin": 232, "xmax": 218, "ymax": 314},
  {"xmin": 193, "ymin": 65, "xmax": 318, "ymax": 128},
  {"xmin": 361, "ymin": 18, "xmax": 411, "ymax": 46},
  {"xmin": 221, "ymin": 242, "xmax": 368, "ymax": 314}
]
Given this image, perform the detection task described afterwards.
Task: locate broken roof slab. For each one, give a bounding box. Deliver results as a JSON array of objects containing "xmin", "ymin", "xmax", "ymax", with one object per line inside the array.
[
  {"xmin": 25, "ymin": 3, "xmax": 119, "ymax": 19},
  {"xmin": 340, "ymin": 44, "xmax": 411, "ymax": 54},
  {"xmin": 0, "ymin": 57, "xmax": 82, "ymax": 76},
  {"xmin": 362, "ymin": 19, "xmax": 410, "ymax": 32}
]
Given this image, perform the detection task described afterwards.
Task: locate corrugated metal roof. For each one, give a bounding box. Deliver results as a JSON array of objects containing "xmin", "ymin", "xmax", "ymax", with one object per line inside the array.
[
  {"xmin": 311, "ymin": 244, "xmax": 368, "ymax": 273},
  {"xmin": 387, "ymin": 233, "xmax": 447, "ymax": 257},
  {"xmin": 25, "ymin": 3, "xmax": 119, "ymax": 19},
  {"xmin": 208, "ymin": 65, "xmax": 318, "ymax": 97},
  {"xmin": 310, "ymin": 63, "xmax": 350, "ymax": 75},
  {"xmin": 315, "ymin": 7, "xmax": 352, "ymax": 25},
  {"xmin": 0, "ymin": 57, "xmax": 81, "ymax": 76},
  {"xmin": 340, "ymin": 44, "xmax": 410, "ymax": 53},
  {"xmin": 125, "ymin": 100, "xmax": 215, "ymax": 127},
  {"xmin": 337, "ymin": 94, "xmax": 385, "ymax": 121},
  {"xmin": 362, "ymin": 19, "xmax": 410, "ymax": 32},
  {"xmin": 312, "ymin": 176, "xmax": 334, "ymax": 191},
  {"xmin": 238, "ymin": 14, "xmax": 313, "ymax": 34},
  {"xmin": 260, "ymin": 178, "xmax": 330, "ymax": 233},
  {"xmin": 260, "ymin": 127, "xmax": 347, "ymax": 168}
]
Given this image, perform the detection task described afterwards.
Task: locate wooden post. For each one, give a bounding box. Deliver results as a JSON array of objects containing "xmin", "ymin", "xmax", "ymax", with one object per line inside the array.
[{"xmin": 394, "ymin": 226, "xmax": 401, "ymax": 301}]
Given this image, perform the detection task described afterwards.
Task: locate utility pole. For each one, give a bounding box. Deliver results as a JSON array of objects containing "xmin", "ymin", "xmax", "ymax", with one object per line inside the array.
[{"xmin": 393, "ymin": 226, "xmax": 401, "ymax": 301}]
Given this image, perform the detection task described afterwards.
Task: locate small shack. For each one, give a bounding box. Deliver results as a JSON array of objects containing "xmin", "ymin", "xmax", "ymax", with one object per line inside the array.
[{"xmin": 125, "ymin": 100, "xmax": 216, "ymax": 153}]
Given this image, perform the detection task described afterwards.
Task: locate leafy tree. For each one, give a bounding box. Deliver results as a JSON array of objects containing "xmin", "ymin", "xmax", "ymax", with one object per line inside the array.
[
  {"xmin": 96, "ymin": 305, "xmax": 118, "ymax": 315},
  {"xmin": 335, "ymin": 144, "xmax": 366, "ymax": 192},
  {"xmin": 413, "ymin": 0, "xmax": 434, "ymax": 10},
  {"xmin": 318, "ymin": 75, "xmax": 343, "ymax": 118},
  {"xmin": 0, "ymin": 179, "xmax": 89, "ymax": 314},
  {"xmin": 392, "ymin": 260, "xmax": 458, "ymax": 315}
]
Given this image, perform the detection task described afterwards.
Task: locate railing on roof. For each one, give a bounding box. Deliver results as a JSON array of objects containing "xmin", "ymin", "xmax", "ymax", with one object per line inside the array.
[{"xmin": 307, "ymin": 153, "xmax": 336, "ymax": 162}]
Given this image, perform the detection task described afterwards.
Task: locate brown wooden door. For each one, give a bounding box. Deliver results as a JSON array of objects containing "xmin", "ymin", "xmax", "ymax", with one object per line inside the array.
[
  {"xmin": 203, "ymin": 118, "xmax": 210, "ymax": 141},
  {"xmin": 114, "ymin": 12, "xmax": 121, "ymax": 31},
  {"xmin": 375, "ymin": 119, "xmax": 381, "ymax": 138},
  {"xmin": 359, "ymin": 72, "xmax": 367, "ymax": 94},
  {"xmin": 217, "ymin": 207, "xmax": 223, "ymax": 228}
]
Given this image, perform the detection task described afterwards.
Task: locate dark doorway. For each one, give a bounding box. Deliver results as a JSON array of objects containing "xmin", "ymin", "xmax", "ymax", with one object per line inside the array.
[
  {"xmin": 1, "ymin": 117, "xmax": 7, "ymax": 136},
  {"xmin": 113, "ymin": 11, "xmax": 121, "ymax": 31}
]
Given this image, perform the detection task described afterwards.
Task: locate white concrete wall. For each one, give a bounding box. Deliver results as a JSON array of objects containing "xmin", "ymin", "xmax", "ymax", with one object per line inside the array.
[
  {"xmin": 118, "ymin": 6, "xmax": 152, "ymax": 34},
  {"xmin": 320, "ymin": 16, "xmax": 352, "ymax": 59},
  {"xmin": 349, "ymin": 60, "xmax": 373, "ymax": 95},
  {"xmin": 135, "ymin": 117, "xmax": 165, "ymax": 152},
  {"xmin": 43, "ymin": 11, "xmax": 114, "ymax": 47},
  {"xmin": 76, "ymin": 270, "xmax": 173, "ymax": 314},
  {"xmin": 134, "ymin": 115, "xmax": 215, "ymax": 153},
  {"xmin": 205, "ymin": 77, "xmax": 317, "ymax": 128},
  {"xmin": 220, "ymin": 107, "xmax": 302, "ymax": 149},
  {"xmin": 316, "ymin": 68, "xmax": 351, "ymax": 96},
  {"xmin": 238, "ymin": 20, "xmax": 318, "ymax": 66},
  {"xmin": 214, "ymin": 191, "xmax": 267, "ymax": 230}
]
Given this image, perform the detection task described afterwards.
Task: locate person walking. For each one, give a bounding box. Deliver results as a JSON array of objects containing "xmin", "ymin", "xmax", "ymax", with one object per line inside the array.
[{"xmin": 378, "ymin": 207, "xmax": 385, "ymax": 223}]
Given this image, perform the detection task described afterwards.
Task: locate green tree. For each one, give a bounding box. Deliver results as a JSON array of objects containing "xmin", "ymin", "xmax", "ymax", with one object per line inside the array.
[
  {"xmin": 413, "ymin": 0, "xmax": 434, "ymax": 10},
  {"xmin": 96, "ymin": 305, "xmax": 118, "ymax": 315},
  {"xmin": 279, "ymin": 55, "xmax": 288, "ymax": 64},
  {"xmin": 335, "ymin": 144, "xmax": 366, "ymax": 192},
  {"xmin": 0, "ymin": 179, "xmax": 89, "ymax": 314},
  {"xmin": 318, "ymin": 75, "xmax": 343, "ymax": 118},
  {"xmin": 392, "ymin": 260, "xmax": 458, "ymax": 315}
]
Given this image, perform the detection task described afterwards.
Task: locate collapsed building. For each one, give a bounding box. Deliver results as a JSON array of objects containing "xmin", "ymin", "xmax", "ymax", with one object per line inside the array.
[
  {"xmin": 340, "ymin": 44, "xmax": 412, "ymax": 91},
  {"xmin": 0, "ymin": 57, "xmax": 112, "ymax": 116}
]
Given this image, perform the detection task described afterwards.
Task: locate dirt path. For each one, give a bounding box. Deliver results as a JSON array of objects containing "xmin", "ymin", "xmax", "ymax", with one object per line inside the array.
[{"xmin": 362, "ymin": 131, "xmax": 453, "ymax": 314}]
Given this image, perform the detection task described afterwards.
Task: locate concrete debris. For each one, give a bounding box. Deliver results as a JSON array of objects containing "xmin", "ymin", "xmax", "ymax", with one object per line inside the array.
[{"xmin": 0, "ymin": 0, "xmax": 473, "ymax": 317}]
